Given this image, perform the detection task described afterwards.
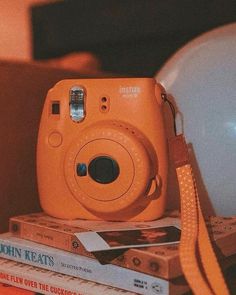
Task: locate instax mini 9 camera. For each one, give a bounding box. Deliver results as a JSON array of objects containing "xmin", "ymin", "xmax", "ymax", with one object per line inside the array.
[{"xmin": 37, "ymin": 78, "xmax": 168, "ymax": 221}]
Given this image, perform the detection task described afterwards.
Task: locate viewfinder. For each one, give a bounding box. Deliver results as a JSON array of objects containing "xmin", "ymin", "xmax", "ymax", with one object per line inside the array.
[{"xmin": 51, "ymin": 101, "xmax": 60, "ymax": 114}]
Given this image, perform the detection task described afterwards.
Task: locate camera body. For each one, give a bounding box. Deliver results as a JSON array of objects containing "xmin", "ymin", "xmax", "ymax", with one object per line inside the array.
[{"xmin": 37, "ymin": 78, "xmax": 168, "ymax": 221}]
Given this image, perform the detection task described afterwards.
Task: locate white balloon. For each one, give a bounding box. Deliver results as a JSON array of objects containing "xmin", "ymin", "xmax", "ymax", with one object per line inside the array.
[{"xmin": 156, "ymin": 23, "xmax": 236, "ymax": 216}]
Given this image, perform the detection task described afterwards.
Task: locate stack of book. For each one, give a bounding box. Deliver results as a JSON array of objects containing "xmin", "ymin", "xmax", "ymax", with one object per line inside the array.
[{"xmin": 0, "ymin": 211, "xmax": 235, "ymax": 295}]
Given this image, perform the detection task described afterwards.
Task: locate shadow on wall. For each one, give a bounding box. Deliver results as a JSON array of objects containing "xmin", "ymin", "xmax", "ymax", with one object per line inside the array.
[
  {"xmin": 31, "ymin": 0, "xmax": 236, "ymax": 76},
  {"xmin": 0, "ymin": 60, "xmax": 81, "ymax": 233}
]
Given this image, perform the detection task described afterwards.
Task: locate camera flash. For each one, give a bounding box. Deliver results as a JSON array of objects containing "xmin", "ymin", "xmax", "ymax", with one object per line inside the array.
[{"xmin": 69, "ymin": 86, "xmax": 86, "ymax": 122}]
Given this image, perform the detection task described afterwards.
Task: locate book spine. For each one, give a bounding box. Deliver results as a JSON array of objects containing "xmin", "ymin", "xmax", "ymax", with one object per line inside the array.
[
  {"xmin": 0, "ymin": 257, "xmax": 136, "ymax": 295},
  {"xmin": 10, "ymin": 219, "xmax": 92, "ymax": 258},
  {"xmin": 0, "ymin": 282, "xmax": 36, "ymax": 295},
  {"xmin": 9, "ymin": 218, "xmax": 171, "ymax": 279},
  {"xmin": 0, "ymin": 233, "xmax": 173, "ymax": 295}
]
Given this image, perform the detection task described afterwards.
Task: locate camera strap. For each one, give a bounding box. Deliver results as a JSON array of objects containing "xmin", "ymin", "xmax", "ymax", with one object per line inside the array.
[{"xmin": 169, "ymin": 134, "xmax": 229, "ymax": 295}]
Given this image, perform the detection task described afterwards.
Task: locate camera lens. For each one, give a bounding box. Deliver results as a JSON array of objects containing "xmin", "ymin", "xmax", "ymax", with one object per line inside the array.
[{"xmin": 88, "ymin": 156, "xmax": 120, "ymax": 184}]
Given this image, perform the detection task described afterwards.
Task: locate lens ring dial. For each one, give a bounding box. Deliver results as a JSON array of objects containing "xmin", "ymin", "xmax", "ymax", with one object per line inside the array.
[{"xmin": 64, "ymin": 122, "xmax": 152, "ymax": 214}]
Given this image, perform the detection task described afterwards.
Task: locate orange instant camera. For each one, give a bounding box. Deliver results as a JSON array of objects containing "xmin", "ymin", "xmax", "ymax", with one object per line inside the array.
[{"xmin": 37, "ymin": 78, "xmax": 168, "ymax": 221}]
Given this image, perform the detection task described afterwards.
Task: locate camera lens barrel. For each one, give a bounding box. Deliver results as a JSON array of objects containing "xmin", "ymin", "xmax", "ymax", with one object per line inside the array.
[{"xmin": 88, "ymin": 156, "xmax": 120, "ymax": 184}]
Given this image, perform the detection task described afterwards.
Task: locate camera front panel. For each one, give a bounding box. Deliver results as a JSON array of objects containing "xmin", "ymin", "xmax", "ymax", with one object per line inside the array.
[{"xmin": 37, "ymin": 78, "xmax": 168, "ymax": 221}]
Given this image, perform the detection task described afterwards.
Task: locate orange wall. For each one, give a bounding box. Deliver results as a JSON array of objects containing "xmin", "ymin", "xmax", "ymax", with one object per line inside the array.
[{"xmin": 0, "ymin": 0, "xmax": 56, "ymax": 61}]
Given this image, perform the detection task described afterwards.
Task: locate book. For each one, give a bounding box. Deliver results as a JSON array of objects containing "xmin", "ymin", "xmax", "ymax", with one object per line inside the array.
[
  {"xmin": 0, "ymin": 233, "xmax": 190, "ymax": 295},
  {"xmin": 0, "ymin": 257, "xmax": 137, "ymax": 295},
  {"xmin": 9, "ymin": 212, "xmax": 236, "ymax": 279},
  {"xmin": 0, "ymin": 282, "xmax": 36, "ymax": 294},
  {"xmin": 4, "ymin": 259, "xmax": 236, "ymax": 295}
]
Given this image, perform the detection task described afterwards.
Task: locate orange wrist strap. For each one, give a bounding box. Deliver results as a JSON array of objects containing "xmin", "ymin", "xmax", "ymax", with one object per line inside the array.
[{"xmin": 169, "ymin": 135, "xmax": 229, "ymax": 295}]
